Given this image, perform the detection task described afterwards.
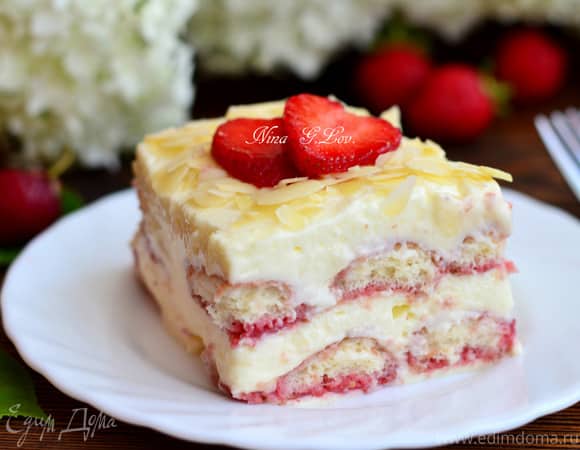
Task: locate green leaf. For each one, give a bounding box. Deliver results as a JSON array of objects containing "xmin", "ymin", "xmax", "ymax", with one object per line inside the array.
[
  {"xmin": 0, "ymin": 247, "xmax": 20, "ymax": 267},
  {"xmin": 60, "ymin": 188, "xmax": 84, "ymax": 215},
  {"xmin": 0, "ymin": 350, "xmax": 46, "ymax": 419}
]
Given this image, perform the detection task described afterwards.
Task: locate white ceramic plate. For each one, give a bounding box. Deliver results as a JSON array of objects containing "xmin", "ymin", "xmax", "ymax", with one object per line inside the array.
[{"xmin": 2, "ymin": 189, "xmax": 580, "ymax": 450}]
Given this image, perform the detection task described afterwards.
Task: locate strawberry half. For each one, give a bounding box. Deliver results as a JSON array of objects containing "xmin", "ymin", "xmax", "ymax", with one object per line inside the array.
[
  {"xmin": 283, "ymin": 94, "xmax": 402, "ymax": 177},
  {"xmin": 211, "ymin": 118, "xmax": 298, "ymax": 187}
]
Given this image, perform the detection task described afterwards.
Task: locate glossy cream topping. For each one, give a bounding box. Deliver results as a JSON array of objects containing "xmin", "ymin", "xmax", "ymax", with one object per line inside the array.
[{"xmin": 136, "ymin": 98, "xmax": 513, "ymax": 304}]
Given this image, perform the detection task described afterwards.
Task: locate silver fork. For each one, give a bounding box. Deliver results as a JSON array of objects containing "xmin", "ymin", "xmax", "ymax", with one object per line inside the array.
[{"xmin": 535, "ymin": 108, "xmax": 580, "ymax": 201}]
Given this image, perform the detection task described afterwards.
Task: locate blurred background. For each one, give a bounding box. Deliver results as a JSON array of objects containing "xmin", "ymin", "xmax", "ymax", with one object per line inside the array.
[
  {"xmin": 1, "ymin": 3, "xmax": 580, "ymax": 447},
  {"xmin": 1, "ymin": 0, "xmax": 579, "ymax": 259}
]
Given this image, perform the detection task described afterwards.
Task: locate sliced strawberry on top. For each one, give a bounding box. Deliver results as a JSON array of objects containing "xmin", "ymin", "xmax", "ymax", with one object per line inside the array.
[
  {"xmin": 211, "ymin": 118, "xmax": 299, "ymax": 188},
  {"xmin": 283, "ymin": 94, "xmax": 402, "ymax": 177}
]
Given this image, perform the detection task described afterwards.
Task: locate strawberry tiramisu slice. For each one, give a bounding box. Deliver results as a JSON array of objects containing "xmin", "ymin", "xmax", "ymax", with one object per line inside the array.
[{"xmin": 132, "ymin": 94, "xmax": 518, "ymax": 403}]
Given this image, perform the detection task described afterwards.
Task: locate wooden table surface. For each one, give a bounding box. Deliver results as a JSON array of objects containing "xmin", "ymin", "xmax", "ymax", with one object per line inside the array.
[{"xmin": 1, "ymin": 52, "xmax": 579, "ymax": 449}]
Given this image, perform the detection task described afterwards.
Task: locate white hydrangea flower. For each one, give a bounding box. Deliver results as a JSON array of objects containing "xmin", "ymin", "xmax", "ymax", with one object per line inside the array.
[
  {"xmin": 0, "ymin": 0, "xmax": 197, "ymax": 168},
  {"xmin": 2, "ymin": 0, "xmax": 579, "ymax": 168},
  {"xmin": 188, "ymin": 0, "xmax": 580, "ymax": 78},
  {"xmin": 188, "ymin": 0, "xmax": 392, "ymax": 79},
  {"xmin": 398, "ymin": 0, "xmax": 489, "ymax": 40},
  {"xmin": 492, "ymin": 0, "xmax": 580, "ymax": 27}
]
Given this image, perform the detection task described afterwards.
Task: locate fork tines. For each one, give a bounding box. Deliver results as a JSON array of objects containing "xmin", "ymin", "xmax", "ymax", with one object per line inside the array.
[{"xmin": 535, "ymin": 108, "xmax": 580, "ymax": 201}]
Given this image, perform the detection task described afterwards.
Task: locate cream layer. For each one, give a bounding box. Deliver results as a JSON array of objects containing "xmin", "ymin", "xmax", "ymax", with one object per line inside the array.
[
  {"xmin": 133, "ymin": 226, "xmax": 515, "ymax": 396},
  {"xmin": 135, "ymin": 140, "xmax": 511, "ymax": 310}
]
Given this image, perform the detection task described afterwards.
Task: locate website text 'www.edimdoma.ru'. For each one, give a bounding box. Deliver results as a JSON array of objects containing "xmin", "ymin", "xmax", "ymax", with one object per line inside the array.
[{"xmin": 453, "ymin": 432, "xmax": 580, "ymax": 447}]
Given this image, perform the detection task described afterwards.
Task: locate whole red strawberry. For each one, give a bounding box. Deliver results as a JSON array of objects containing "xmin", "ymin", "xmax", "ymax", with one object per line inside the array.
[
  {"xmin": 495, "ymin": 29, "xmax": 567, "ymax": 103},
  {"xmin": 0, "ymin": 169, "xmax": 61, "ymax": 245},
  {"xmin": 355, "ymin": 43, "xmax": 432, "ymax": 112},
  {"xmin": 211, "ymin": 118, "xmax": 298, "ymax": 187},
  {"xmin": 407, "ymin": 64, "xmax": 494, "ymax": 142},
  {"xmin": 284, "ymin": 94, "xmax": 402, "ymax": 177}
]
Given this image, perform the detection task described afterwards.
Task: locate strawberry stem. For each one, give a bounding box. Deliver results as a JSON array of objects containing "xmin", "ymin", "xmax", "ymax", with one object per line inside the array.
[
  {"xmin": 481, "ymin": 74, "xmax": 512, "ymax": 118},
  {"xmin": 48, "ymin": 147, "xmax": 75, "ymax": 179}
]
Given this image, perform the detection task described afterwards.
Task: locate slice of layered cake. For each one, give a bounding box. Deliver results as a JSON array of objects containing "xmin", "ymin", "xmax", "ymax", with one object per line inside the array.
[{"xmin": 132, "ymin": 94, "xmax": 518, "ymax": 403}]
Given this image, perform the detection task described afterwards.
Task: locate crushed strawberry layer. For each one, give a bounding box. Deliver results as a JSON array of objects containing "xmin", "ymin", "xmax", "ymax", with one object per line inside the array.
[
  {"xmin": 220, "ymin": 340, "xmax": 398, "ymax": 404},
  {"xmin": 442, "ymin": 259, "xmax": 517, "ymax": 276},
  {"xmin": 193, "ymin": 255, "xmax": 515, "ymax": 345},
  {"xmin": 234, "ymin": 368, "xmax": 398, "ymax": 404},
  {"xmin": 228, "ymin": 303, "xmax": 310, "ymax": 346},
  {"xmin": 407, "ymin": 318, "xmax": 516, "ymax": 373},
  {"xmin": 334, "ymin": 256, "xmax": 516, "ymax": 301},
  {"xmin": 185, "ymin": 236, "xmax": 516, "ymax": 346},
  {"xmin": 214, "ymin": 317, "xmax": 516, "ymax": 404},
  {"xmin": 339, "ymin": 282, "xmax": 420, "ymax": 303}
]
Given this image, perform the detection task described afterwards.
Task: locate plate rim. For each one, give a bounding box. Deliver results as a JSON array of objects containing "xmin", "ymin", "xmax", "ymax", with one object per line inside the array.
[{"xmin": 2, "ymin": 188, "xmax": 580, "ymax": 450}]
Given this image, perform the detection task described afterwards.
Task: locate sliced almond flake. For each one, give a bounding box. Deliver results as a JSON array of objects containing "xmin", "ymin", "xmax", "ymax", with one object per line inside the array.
[
  {"xmin": 383, "ymin": 176, "xmax": 416, "ymax": 217},
  {"xmin": 199, "ymin": 167, "xmax": 228, "ymax": 181},
  {"xmin": 405, "ymin": 158, "xmax": 451, "ymax": 176},
  {"xmin": 199, "ymin": 208, "xmax": 242, "ymax": 228},
  {"xmin": 164, "ymin": 159, "xmax": 187, "ymax": 174},
  {"xmin": 226, "ymin": 100, "xmax": 286, "ymax": 119},
  {"xmin": 231, "ymin": 214, "xmax": 254, "ymax": 228},
  {"xmin": 336, "ymin": 164, "xmax": 381, "ymax": 180},
  {"xmin": 176, "ymin": 167, "xmax": 199, "ymax": 191},
  {"xmin": 478, "ymin": 166, "xmax": 513, "ymax": 182},
  {"xmin": 275, "ymin": 204, "xmax": 308, "ymax": 230},
  {"xmin": 380, "ymin": 106, "xmax": 401, "ymax": 129},
  {"xmin": 375, "ymin": 151, "xmax": 396, "ymax": 167},
  {"xmin": 164, "ymin": 149, "xmax": 199, "ymax": 173},
  {"xmin": 154, "ymin": 142, "xmax": 191, "ymax": 154},
  {"xmin": 318, "ymin": 176, "xmax": 342, "ymax": 186},
  {"xmin": 372, "ymin": 176, "xmax": 408, "ymax": 194},
  {"xmin": 323, "ymin": 185, "xmax": 339, "ymax": 196},
  {"xmin": 234, "ymin": 194, "xmax": 254, "ymax": 210},
  {"xmin": 285, "ymin": 195, "xmax": 322, "ymax": 211},
  {"xmin": 153, "ymin": 164, "xmax": 189, "ymax": 194},
  {"xmin": 186, "ymin": 155, "xmax": 216, "ymax": 171},
  {"xmin": 147, "ymin": 130, "xmax": 212, "ymax": 150},
  {"xmin": 252, "ymin": 204, "xmax": 280, "ymax": 216},
  {"xmin": 304, "ymin": 192, "xmax": 326, "ymax": 205},
  {"xmin": 215, "ymin": 179, "xmax": 257, "ymax": 194},
  {"xmin": 369, "ymin": 168, "xmax": 410, "ymax": 182},
  {"xmin": 144, "ymin": 127, "xmax": 182, "ymax": 143},
  {"xmin": 422, "ymin": 140, "xmax": 446, "ymax": 158},
  {"xmin": 187, "ymin": 191, "xmax": 230, "ymax": 208},
  {"xmin": 145, "ymin": 141, "xmax": 187, "ymax": 159},
  {"xmin": 344, "ymin": 105, "xmax": 371, "ymax": 116},
  {"xmin": 278, "ymin": 176, "xmax": 309, "ymax": 186},
  {"xmin": 232, "ymin": 211, "xmax": 270, "ymax": 228},
  {"xmin": 450, "ymin": 161, "xmax": 485, "ymax": 176},
  {"xmin": 448, "ymin": 164, "xmax": 489, "ymax": 182},
  {"xmin": 207, "ymin": 188, "xmax": 235, "ymax": 198},
  {"xmin": 182, "ymin": 118, "xmax": 224, "ymax": 136},
  {"xmin": 334, "ymin": 178, "xmax": 368, "ymax": 196},
  {"xmin": 299, "ymin": 205, "xmax": 323, "ymax": 219},
  {"xmin": 254, "ymin": 180, "xmax": 324, "ymax": 205},
  {"xmin": 166, "ymin": 135, "xmax": 208, "ymax": 147},
  {"xmin": 389, "ymin": 138, "xmax": 427, "ymax": 163}
]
